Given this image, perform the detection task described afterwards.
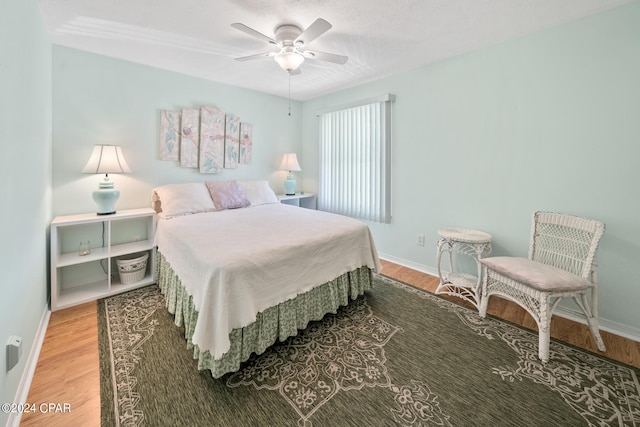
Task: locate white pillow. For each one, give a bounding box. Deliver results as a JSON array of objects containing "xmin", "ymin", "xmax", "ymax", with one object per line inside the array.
[
  {"xmin": 152, "ymin": 183, "xmax": 216, "ymax": 219},
  {"xmin": 239, "ymin": 180, "xmax": 279, "ymax": 206}
]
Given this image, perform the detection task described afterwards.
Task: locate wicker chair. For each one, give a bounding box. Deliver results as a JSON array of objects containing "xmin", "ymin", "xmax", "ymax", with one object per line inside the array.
[{"xmin": 478, "ymin": 212, "xmax": 606, "ymax": 362}]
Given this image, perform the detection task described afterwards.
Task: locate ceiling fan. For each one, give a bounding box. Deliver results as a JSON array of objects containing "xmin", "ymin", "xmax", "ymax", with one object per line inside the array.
[{"xmin": 231, "ymin": 18, "xmax": 348, "ymax": 73}]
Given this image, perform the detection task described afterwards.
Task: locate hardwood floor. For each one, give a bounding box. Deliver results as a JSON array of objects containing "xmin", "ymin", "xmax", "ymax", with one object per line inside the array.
[
  {"xmin": 20, "ymin": 302, "xmax": 100, "ymax": 427},
  {"xmin": 20, "ymin": 260, "xmax": 640, "ymax": 426}
]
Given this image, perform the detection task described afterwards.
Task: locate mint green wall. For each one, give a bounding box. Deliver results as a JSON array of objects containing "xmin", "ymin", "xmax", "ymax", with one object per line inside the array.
[
  {"xmin": 52, "ymin": 47, "xmax": 302, "ymax": 217},
  {"xmin": 0, "ymin": 0, "xmax": 51, "ymax": 422},
  {"xmin": 4, "ymin": 8, "xmax": 634, "ymax": 419},
  {"xmin": 302, "ymin": 2, "xmax": 640, "ymax": 335}
]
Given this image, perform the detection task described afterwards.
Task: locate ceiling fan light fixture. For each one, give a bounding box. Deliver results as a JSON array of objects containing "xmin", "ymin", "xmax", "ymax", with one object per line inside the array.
[
  {"xmin": 274, "ymin": 48, "xmax": 304, "ymax": 71},
  {"xmin": 232, "ymin": 18, "xmax": 347, "ymax": 72}
]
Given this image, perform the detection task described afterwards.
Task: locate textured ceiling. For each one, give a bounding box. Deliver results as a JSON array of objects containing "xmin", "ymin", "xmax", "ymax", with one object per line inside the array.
[{"xmin": 38, "ymin": 0, "xmax": 632, "ymax": 101}]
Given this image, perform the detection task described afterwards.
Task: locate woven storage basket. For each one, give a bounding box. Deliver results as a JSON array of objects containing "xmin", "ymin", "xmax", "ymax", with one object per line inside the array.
[{"xmin": 116, "ymin": 252, "xmax": 148, "ymax": 285}]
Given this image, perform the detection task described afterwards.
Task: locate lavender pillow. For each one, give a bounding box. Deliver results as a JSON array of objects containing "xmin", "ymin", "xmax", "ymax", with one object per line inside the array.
[{"xmin": 205, "ymin": 180, "xmax": 251, "ymax": 210}]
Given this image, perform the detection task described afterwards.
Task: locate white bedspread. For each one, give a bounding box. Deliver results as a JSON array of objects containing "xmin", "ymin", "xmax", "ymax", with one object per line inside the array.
[{"xmin": 155, "ymin": 203, "xmax": 381, "ymax": 358}]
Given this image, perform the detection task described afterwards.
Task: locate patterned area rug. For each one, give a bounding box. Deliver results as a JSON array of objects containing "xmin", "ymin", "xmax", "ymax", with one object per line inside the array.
[{"xmin": 98, "ymin": 275, "xmax": 640, "ymax": 426}]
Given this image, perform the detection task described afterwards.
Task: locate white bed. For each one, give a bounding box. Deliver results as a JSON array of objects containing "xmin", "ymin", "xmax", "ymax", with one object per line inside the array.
[{"xmin": 152, "ymin": 180, "xmax": 381, "ymax": 377}]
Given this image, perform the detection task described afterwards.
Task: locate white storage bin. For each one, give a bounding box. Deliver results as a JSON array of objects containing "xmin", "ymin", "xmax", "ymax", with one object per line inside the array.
[{"xmin": 116, "ymin": 252, "xmax": 148, "ymax": 285}]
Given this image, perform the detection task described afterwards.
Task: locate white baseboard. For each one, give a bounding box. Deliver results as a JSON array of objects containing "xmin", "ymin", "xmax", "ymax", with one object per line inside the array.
[
  {"xmin": 378, "ymin": 253, "xmax": 640, "ymax": 343},
  {"xmin": 552, "ymin": 307, "xmax": 640, "ymax": 343},
  {"xmin": 379, "ymin": 252, "xmax": 439, "ymax": 278},
  {"xmin": 6, "ymin": 304, "xmax": 50, "ymax": 427}
]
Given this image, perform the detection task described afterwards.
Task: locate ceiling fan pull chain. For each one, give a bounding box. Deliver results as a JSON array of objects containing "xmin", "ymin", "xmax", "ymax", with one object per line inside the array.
[{"xmin": 288, "ymin": 72, "xmax": 292, "ymax": 116}]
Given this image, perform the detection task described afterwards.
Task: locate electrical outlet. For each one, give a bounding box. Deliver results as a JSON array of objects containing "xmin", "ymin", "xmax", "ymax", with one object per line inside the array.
[
  {"xmin": 416, "ymin": 234, "xmax": 425, "ymax": 246},
  {"xmin": 7, "ymin": 335, "xmax": 22, "ymax": 371}
]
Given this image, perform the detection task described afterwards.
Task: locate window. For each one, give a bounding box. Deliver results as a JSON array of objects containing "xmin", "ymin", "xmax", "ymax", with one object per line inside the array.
[{"xmin": 318, "ymin": 94, "xmax": 394, "ymax": 223}]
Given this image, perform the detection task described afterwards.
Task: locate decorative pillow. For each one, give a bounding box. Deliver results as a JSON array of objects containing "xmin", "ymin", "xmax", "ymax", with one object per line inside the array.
[
  {"xmin": 152, "ymin": 183, "xmax": 216, "ymax": 219},
  {"xmin": 205, "ymin": 180, "xmax": 251, "ymax": 210},
  {"xmin": 480, "ymin": 256, "xmax": 592, "ymax": 292},
  {"xmin": 239, "ymin": 180, "xmax": 279, "ymax": 206}
]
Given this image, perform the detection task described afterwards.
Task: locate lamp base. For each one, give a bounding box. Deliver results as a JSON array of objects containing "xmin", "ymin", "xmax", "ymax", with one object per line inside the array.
[
  {"xmin": 92, "ymin": 180, "xmax": 120, "ymax": 215},
  {"xmin": 284, "ymin": 174, "xmax": 297, "ymax": 196}
]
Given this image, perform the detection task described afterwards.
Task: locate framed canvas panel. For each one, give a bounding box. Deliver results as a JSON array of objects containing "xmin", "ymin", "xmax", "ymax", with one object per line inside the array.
[
  {"xmin": 239, "ymin": 122, "xmax": 253, "ymax": 165},
  {"xmin": 180, "ymin": 108, "xmax": 200, "ymax": 168},
  {"xmin": 224, "ymin": 114, "xmax": 240, "ymax": 169},
  {"xmin": 159, "ymin": 110, "xmax": 180, "ymax": 161},
  {"xmin": 199, "ymin": 106, "xmax": 225, "ymax": 174}
]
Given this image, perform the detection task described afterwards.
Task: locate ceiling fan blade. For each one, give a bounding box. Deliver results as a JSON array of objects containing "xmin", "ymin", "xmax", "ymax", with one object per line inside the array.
[
  {"xmin": 303, "ymin": 50, "xmax": 348, "ymax": 65},
  {"xmin": 234, "ymin": 52, "xmax": 276, "ymax": 61},
  {"xmin": 295, "ymin": 18, "xmax": 331, "ymax": 45},
  {"xmin": 231, "ymin": 23, "xmax": 277, "ymax": 45}
]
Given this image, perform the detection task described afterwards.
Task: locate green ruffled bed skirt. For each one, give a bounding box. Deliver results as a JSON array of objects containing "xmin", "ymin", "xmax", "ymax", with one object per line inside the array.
[{"xmin": 156, "ymin": 252, "xmax": 374, "ymax": 378}]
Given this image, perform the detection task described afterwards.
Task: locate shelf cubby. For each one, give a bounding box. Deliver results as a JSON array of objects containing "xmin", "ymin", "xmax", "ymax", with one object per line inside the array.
[{"xmin": 50, "ymin": 208, "xmax": 156, "ymax": 311}]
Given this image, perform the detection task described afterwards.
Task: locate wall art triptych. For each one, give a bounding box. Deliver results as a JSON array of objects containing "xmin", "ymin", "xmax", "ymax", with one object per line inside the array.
[{"xmin": 159, "ymin": 106, "xmax": 253, "ymax": 173}]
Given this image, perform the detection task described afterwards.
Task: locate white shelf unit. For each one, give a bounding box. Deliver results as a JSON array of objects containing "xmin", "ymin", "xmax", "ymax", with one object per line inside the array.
[
  {"xmin": 50, "ymin": 208, "xmax": 156, "ymax": 311},
  {"xmin": 277, "ymin": 193, "xmax": 317, "ymax": 209}
]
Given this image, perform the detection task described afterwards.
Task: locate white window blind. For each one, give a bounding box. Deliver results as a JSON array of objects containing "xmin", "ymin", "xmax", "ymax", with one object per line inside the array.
[{"xmin": 318, "ymin": 95, "xmax": 393, "ymax": 223}]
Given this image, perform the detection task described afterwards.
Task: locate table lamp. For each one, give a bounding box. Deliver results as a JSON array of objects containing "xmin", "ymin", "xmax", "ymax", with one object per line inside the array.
[
  {"xmin": 279, "ymin": 153, "xmax": 301, "ymax": 196},
  {"xmin": 82, "ymin": 145, "xmax": 131, "ymax": 215}
]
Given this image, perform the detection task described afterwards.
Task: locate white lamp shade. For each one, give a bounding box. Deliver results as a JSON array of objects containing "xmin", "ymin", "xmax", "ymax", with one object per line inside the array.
[
  {"xmin": 279, "ymin": 153, "xmax": 302, "ymax": 172},
  {"xmin": 82, "ymin": 145, "xmax": 131, "ymax": 174},
  {"xmin": 82, "ymin": 145, "xmax": 130, "ymax": 215}
]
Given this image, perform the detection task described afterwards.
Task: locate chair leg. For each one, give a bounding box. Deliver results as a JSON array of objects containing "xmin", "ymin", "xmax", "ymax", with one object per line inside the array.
[
  {"xmin": 538, "ymin": 328, "xmax": 550, "ymax": 363},
  {"xmin": 576, "ymin": 294, "xmax": 607, "ymax": 352},
  {"xmin": 536, "ymin": 310, "xmax": 551, "ymax": 363},
  {"xmin": 478, "ymin": 272, "xmax": 489, "ymax": 318},
  {"xmin": 587, "ymin": 318, "xmax": 607, "ymax": 352},
  {"xmin": 478, "ymin": 287, "xmax": 489, "ymax": 318}
]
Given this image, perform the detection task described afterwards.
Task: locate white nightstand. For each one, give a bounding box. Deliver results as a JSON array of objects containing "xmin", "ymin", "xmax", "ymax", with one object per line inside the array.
[
  {"xmin": 50, "ymin": 208, "xmax": 156, "ymax": 311},
  {"xmin": 277, "ymin": 193, "xmax": 317, "ymax": 209}
]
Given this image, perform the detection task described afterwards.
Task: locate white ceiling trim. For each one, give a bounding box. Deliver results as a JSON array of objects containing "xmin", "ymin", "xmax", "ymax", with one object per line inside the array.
[
  {"xmin": 38, "ymin": 0, "xmax": 634, "ymax": 101},
  {"xmin": 57, "ymin": 17, "xmax": 234, "ymax": 56}
]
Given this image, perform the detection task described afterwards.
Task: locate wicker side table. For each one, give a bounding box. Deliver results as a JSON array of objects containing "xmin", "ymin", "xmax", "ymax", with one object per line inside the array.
[{"xmin": 435, "ymin": 228, "xmax": 492, "ymax": 310}]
